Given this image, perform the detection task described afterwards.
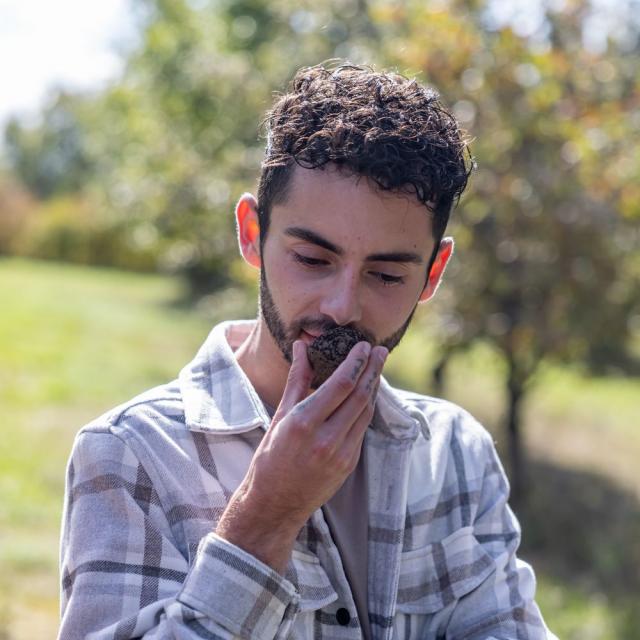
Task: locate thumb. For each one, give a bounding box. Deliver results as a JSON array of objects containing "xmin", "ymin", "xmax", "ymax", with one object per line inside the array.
[{"xmin": 273, "ymin": 340, "xmax": 312, "ymax": 423}]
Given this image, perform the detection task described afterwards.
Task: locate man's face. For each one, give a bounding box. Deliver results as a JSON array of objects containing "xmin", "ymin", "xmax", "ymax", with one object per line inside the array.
[{"xmin": 258, "ymin": 166, "xmax": 438, "ymax": 363}]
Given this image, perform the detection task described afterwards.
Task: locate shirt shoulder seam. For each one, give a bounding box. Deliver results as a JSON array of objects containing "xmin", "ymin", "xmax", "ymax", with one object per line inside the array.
[{"xmin": 108, "ymin": 394, "xmax": 183, "ymax": 426}]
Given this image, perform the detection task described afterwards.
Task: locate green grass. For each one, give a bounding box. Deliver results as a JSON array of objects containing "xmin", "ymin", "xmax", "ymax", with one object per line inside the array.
[
  {"xmin": 1, "ymin": 256, "xmax": 639, "ymax": 639},
  {"xmin": 0, "ymin": 259, "xmax": 218, "ymax": 531},
  {"xmin": 0, "ymin": 258, "xmax": 231, "ymax": 639},
  {"xmin": 535, "ymin": 574, "xmax": 619, "ymax": 640}
]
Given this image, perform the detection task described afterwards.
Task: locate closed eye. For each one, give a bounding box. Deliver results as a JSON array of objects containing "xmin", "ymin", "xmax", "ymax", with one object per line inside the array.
[
  {"xmin": 370, "ymin": 271, "xmax": 405, "ymax": 286},
  {"xmin": 292, "ymin": 252, "xmax": 330, "ymax": 267},
  {"xmin": 293, "ymin": 252, "xmax": 405, "ymax": 286}
]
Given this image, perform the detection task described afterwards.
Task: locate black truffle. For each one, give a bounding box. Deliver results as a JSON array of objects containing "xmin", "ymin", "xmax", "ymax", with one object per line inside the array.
[{"xmin": 307, "ymin": 326, "xmax": 369, "ymax": 388}]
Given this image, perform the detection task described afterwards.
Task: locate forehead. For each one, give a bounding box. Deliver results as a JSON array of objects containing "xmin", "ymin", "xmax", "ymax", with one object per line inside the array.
[{"xmin": 270, "ymin": 166, "xmax": 434, "ymax": 251}]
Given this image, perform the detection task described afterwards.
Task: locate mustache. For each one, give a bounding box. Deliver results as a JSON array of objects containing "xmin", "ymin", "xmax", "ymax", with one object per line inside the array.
[{"xmin": 292, "ymin": 317, "xmax": 376, "ymax": 344}]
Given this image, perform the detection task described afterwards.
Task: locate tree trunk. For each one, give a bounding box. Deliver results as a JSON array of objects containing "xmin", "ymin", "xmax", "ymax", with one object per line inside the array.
[
  {"xmin": 431, "ymin": 352, "xmax": 449, "ymax": 397},
  {"xmin": 506, "ymin": 366, "xmax": 526, "ymax": 508}
]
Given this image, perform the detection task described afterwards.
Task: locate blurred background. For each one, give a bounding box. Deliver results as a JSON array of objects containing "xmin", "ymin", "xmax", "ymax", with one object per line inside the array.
[{"xmin": 0, "ymin": 0, "xmax": 639, "ymax": 637}]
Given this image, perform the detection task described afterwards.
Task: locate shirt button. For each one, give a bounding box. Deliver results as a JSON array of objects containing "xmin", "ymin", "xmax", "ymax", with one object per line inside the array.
[{"xmin": 336, "ymin": 608, "xmax": 351, "ymax": 626}]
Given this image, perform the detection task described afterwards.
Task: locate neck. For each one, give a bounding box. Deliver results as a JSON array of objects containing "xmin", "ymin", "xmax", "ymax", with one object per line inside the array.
[{"xmin": 235, "ymin": 317, "xmax": 291, "ymax": 411}]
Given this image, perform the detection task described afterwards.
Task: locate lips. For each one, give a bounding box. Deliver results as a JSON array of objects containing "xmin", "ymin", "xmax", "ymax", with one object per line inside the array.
[{"xmin": 300, "ymin": 330, "xmax": 318, "ymax": 344}]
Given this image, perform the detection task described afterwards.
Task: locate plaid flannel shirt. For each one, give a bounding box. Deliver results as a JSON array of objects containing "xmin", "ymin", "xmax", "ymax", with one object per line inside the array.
[{"xmin": 59, "ymin": 320, "xmax": 556, "ymax": 640}]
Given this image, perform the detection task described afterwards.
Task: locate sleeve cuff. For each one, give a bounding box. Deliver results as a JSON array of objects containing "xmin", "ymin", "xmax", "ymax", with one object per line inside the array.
[{"xmin": 178, "ymin": 532, "xmax": 300, "ymax": 640}]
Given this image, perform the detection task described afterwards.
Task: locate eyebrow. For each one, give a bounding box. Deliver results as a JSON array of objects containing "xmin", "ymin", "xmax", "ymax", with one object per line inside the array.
[{"xmin": 284, "ymin": 226, "xmax": 424, "ymax": 265}]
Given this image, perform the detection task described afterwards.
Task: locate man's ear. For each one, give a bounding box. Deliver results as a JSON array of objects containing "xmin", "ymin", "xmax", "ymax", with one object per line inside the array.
[
  {"xmin": 419, "ymin": 237, "xmax": 454, "ymax": 303},
  {"xmin": 235, "ymin": 193, "xmax": 261, "ymax": 269}
]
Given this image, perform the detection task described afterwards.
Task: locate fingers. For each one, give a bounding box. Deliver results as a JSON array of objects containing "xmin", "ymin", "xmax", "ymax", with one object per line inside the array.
[
  {"xmin": 334, "ymin": 382, "xmax": 379, "ymax": 476},
  {"xmin": 324, "ymin": 345, "xmax": 387, "ymax": 441},
  {"xmin": 341, "ymin": 399, "xmax": 374, "ymax": 462},
  {"xmin": 291, "ymin": 340, "xmax": 372, "ymax": 425},
  {"xmin": 273, "ymin": 341, "xmax": 313, "ymax": 423}
]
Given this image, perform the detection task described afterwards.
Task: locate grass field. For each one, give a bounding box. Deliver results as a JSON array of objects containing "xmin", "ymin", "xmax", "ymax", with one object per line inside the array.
[{"xmin": 1, "ymin": 257, "xmax": 638, "ymax": 639}]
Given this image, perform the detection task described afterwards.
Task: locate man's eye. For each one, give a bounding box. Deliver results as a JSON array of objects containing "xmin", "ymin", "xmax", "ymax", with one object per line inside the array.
[
  {"xmin": 293, "ymin": 252, "xmax": 329, "ymax": 267},
  {"xmin": 372, "ymin": 271, "xmax": 405, "ymax": 286}
]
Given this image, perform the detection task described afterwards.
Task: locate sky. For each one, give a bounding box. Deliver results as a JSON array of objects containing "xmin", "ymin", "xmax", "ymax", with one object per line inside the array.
[{"xmin": 0, "ymin": 0, "xmax": 136, "ymax": 130}]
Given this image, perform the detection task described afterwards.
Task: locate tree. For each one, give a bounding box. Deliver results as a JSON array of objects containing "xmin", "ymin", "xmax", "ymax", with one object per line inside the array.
[
  {"xmin": 84, "ymin": 0, "xmax": 383, "ymax": 293},
  {"xmin": 2, "ymin": 0, "xmax": 381, "ymax": 292},
  {"xmin": 4, "ymin": 91, "xmax": 97, "ymax": 199},
  {"xmin": 376, "ymin": 0, "xmax": 640, "ymax": 503}
]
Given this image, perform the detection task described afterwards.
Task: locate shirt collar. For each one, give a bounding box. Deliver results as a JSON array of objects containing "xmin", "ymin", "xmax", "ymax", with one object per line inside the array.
[{"xmin": 179, "ymin": 320, "xmax": 430, "ymax": 441}]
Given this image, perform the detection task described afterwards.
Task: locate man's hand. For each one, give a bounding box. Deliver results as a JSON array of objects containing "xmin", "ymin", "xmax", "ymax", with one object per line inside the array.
[{"xmin": 215, "ymin": 339, "xmax": 388, "ymax": 573}]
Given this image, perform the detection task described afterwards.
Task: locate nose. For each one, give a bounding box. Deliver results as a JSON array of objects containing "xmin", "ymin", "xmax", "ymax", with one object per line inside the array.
[{"xmin": 318, "ymin": 269, "xmax": 363, "ymax": 327}]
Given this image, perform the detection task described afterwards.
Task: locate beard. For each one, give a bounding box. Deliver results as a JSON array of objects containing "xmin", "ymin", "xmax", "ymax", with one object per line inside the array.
[{"xmin": 259, "ymin": 267, "xmax": 417, "ymax": 364}]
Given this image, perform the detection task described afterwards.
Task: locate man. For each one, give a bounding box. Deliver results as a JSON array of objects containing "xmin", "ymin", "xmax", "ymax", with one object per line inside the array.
[{"xmin": 59, "ymin": 64, "xmax": 556, "ymax": 639}]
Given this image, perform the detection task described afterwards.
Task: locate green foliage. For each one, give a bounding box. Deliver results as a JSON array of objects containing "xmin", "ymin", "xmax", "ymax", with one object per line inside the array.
[
  {"xmin": 365, "ymin": 0, "xmax": 640, "ymax": 496},
  {"xmin": 1, "ymin": 0, "xmax": 388, "ymax": 293},
  {"xmin": 71, "ymin": 0, "xmax": 381, "ymax": 293},
  {"xmin": 376, "ymin": 0, "xmax": 639, "ymax": 372},
  {"xmin": 5, "ymin": 195, "xmax": 158, "ymax": 270},
  {"xmin": 0, "ymin": 174, "xmax": 35, "ymax": 254},
  {"xmin": 3, "ymin": 92, "xmax": 97, "ymax": 199},
  {"xmin": 534, "ymin": 574, "xmax": 637, "ymax": 640}
]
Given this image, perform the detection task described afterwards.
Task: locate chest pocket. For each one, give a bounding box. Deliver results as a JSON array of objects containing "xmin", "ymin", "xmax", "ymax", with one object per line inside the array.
[
  {"xmin": 396, "ymin": 526, "xmax": 495, "ymax": 615},
  {"xmin": 288, "ymin": 548, "xmax": 338, "ymax": 612}
]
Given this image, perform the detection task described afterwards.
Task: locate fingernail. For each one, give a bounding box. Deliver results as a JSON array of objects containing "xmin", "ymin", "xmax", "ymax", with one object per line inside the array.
[
  {"xmin": 378, "ymin": 346, "xmax": 389, "ymax": 361},
  {"xmin": 360, "ymin": 341, "xmax": 372, "ymax": 356}
]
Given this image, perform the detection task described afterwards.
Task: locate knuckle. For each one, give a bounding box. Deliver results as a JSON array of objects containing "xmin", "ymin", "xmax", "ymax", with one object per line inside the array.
[
  {"xmin": 290, "ymin": 414, "xmax": 312, "ymax": 433},
  {"xmin": 293, "ymin": 365, "xmax": 312, "ymax": 385},
  {"xmin": 312, "ymin": 438, "xmax": 335, "ymax": 460},
  {"xmin": 336, "ymin": 451, "xmax": 355, "ymax": 474},
  {"xmin": 354, "ymin": 384, "xmax": 370, "ymax": 404},
  {"xmin": 334, "ymin": 373, "xmax": 355, "ymax": 393},
  {"xmin": 286, "ymin": 368, "xmax": 303, "ymax": 389}
]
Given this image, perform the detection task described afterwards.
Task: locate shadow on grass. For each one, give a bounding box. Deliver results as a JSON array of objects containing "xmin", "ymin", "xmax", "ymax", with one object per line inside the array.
[{"xmin": 516, "ymin": 457, "xmax": 640, "ymax": 638}]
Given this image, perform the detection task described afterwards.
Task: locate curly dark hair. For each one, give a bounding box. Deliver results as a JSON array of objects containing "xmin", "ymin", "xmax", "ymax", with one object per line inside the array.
[{"xmin": 257, "ymin": 63, "xmax": 473, "ymax": 270}]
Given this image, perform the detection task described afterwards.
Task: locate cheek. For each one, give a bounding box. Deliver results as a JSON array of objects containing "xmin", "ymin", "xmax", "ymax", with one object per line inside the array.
[
  {"xmin": 266, "ymin": 256, "xmax": 318, "ymax": 311},
  {"xmin": 368, "ymin": 287, "xmax": 422, "ymax": 334}
]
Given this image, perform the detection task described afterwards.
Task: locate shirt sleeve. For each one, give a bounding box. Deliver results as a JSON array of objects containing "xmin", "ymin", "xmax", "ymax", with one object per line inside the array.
[
  {"xmin": 444, "ymin": 428, "xmax": 558, "ymax": 640},
  {"xmin": 58, "ymin": 429, "xmax": 300, "ymax": 640}
]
